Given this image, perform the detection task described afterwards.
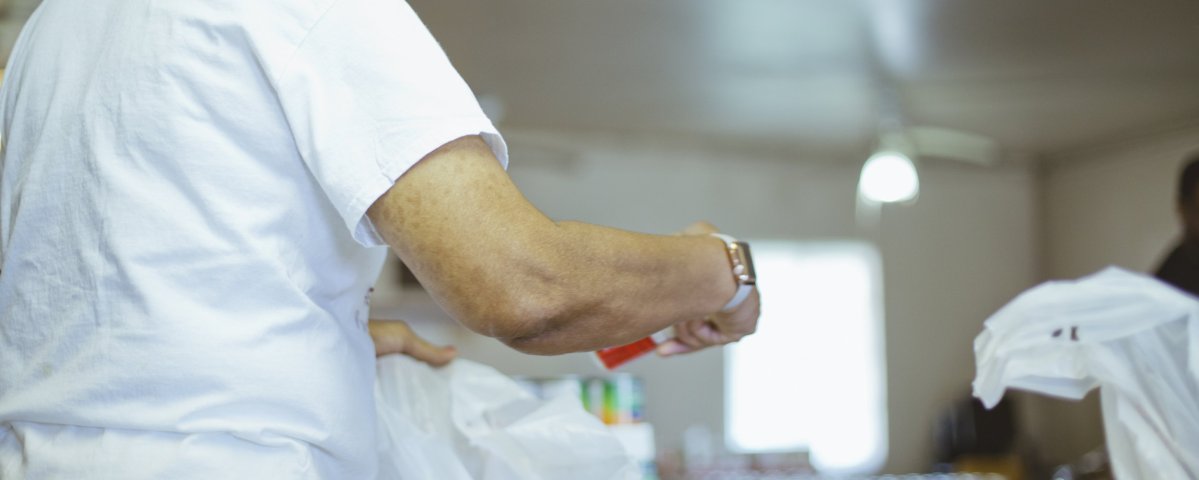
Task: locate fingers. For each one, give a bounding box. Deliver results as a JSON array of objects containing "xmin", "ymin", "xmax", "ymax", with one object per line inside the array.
[
  {"xmin": 368, "ymin": 319, "xmax": 458, "ymax": 367},
  {"xmin": 691, "ymin": 319, "xmax": 728, "ymax": 345},
  {"xmin": 657, "ymin": 288, "xmax": 761, "ymax": 358},
  {"xmin": 714, "ymin": 289, "xmax": 759, "ymax": 340},
  {"xmin": 658, "ymin": 317, "xmax": 724, "ymax": 357},
  {"xmin": 672, "ymin": 318, "xmax": 710, "ymax": 349},
  {"xmin": 656, "ymin": 339, "xmax": 695, "ymax": 357},
  {"xmin": 676, "ymin": 221, "xmax": 719, "ymax": 236},
  {"xmin": 401, "ymin": 334, "xmax": 458, "ymax": 367}
]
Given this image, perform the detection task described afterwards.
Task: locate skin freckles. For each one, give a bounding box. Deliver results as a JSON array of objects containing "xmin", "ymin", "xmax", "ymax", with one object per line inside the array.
[{"xmin": 366, "ymin": 135, "xmax": 760, "ymax": 356}]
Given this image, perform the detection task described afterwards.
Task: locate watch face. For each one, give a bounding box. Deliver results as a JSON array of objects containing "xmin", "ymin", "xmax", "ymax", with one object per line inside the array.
[{"xmin": 733, "ymin": 241, "xmax": 756, "ymax": 285}]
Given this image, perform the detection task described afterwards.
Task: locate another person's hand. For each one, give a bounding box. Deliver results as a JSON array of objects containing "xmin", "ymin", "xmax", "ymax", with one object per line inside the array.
[
  {"xmin": 676, "ymin": 220, "xmax": 720, "ymax": 236},
  {"xmin": 368, "ymin": 319, "xmax": 457, "ymax": 366},
  {"xmin": 657, "ymin": 221, "xmax": 761, "ymax": 356}
]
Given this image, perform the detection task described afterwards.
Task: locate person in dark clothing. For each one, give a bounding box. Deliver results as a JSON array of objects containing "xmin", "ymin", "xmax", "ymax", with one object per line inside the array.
[{"xmin": 1155, "ymin": 152, "xmax": 1199, "ymax": 295}]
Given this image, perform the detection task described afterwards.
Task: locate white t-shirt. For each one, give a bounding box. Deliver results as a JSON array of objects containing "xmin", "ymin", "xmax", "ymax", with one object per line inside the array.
[{"xmin": 0, "ymin": 0, "xmax": 506, "ymax": 478}]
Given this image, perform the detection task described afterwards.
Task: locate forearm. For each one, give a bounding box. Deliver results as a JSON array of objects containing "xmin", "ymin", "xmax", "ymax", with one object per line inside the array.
[
  {"xmin": 486, "ymin": 220, "xmax": 728, "ymax": 352},
  {"xmin": 498, "ymin": 221, "xmax": 735, "ymax": 354},
  {"xmin": 399, "ymin": 216, "xmax": 737, "ymax": 355}
]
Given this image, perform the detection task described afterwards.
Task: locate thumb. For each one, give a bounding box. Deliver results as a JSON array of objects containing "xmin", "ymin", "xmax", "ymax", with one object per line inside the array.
[{"xmin": 656, "ymin": 339, "xmax": 695, "ymax": 357}]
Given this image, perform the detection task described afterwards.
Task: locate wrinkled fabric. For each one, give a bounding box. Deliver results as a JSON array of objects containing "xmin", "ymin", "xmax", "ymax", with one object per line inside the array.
[
  {"xmin": 973, "ymin": 267, "xmax": 1199, "ymax": 479},
  {"xmin": 375, "ymin": 356, "xmax": 638, "ymax": 480},
  {"xmin": 0, "ymin": 0, "xmax": 505, "ymax": 477}
]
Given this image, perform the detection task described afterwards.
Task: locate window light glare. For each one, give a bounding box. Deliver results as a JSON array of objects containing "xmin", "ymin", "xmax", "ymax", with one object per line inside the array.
[
  {"xmin": 725, "ymin": 242, "xmax": 887, "ymax": 475},
  {"xmin": 858, "ymin": 150, "xmax": 919, "ymax": 203}
]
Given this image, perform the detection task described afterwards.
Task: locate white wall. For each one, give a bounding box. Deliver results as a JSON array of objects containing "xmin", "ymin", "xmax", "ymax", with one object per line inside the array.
[
  {"xmin": 1043, "ymin": 123, "xmax": 1199, "ymax": 277},
  {"xmin": 1031, "ymin": 121, "xmax": 1199, "ymax": 463},
  {"xmin": 373, "ymin": 128, "xmax": 1040, "ymax": 474}
]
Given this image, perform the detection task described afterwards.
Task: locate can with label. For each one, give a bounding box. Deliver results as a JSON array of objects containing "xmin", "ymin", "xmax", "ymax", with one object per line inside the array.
[
  {"xmin": 604, "ymin": 373, "xmax": 641, "ymax": 425},
  {"xmin": 582, "ymin": 377, "xmax": 606, "ymax": 419}
]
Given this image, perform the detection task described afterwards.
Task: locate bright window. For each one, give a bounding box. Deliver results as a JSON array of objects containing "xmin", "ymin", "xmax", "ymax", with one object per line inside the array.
[{"xmin": 725, "ymin": 241, "xmax": 888, "ymax": 474}]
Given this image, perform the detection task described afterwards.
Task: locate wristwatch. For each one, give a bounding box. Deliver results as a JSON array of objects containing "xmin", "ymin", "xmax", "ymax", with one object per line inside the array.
[{"xmin": 711, "ymin": 233, "xmax": 756, "ymax": 312}]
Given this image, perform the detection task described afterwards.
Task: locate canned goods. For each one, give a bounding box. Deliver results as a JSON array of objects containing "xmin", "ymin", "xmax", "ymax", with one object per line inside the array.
[
  {"xmin": 519, "ymin": 374, "xmax": 645, "ymax": 425},
  {"xmin": 596, "ymin": 374, "xmax": 644, "ymax": 425},
  {"xmin": 583, "ymin": 377, "xmax": 606, "ymax": 419}
]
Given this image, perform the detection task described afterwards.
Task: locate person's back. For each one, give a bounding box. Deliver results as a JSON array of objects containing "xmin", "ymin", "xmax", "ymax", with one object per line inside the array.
[
  {"xmin": 2, "ymin": 1, "xmax": 765, "ymax": 478},
  {"xmin": 0, "ymin": 1, "xmax": 504, "ymax": 477}
]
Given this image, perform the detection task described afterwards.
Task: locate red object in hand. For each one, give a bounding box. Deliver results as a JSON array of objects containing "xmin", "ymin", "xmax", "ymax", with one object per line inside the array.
[{"xmin": 594, "ymin": 330, "xmax": 672, "ymax": 370}]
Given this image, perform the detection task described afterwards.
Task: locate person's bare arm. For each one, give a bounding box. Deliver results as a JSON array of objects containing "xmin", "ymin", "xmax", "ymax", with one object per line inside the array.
[{"xmin": 367, "ymin": 135, "xmax": 756, "ymax": 355}]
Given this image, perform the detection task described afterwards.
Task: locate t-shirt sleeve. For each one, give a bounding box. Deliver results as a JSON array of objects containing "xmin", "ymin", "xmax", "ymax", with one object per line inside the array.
[{"xmin": 273, "ymin": 0, "xmax": 508, "ymax": 247}]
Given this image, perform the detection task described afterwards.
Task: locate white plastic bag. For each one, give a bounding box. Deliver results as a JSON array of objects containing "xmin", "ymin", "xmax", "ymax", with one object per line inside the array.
[
  {"xmin": 972, "ymin": 267, "xmax": 1199, "ymax": 479},
  {"xmin": 374, "ymin": 355, "xmax": 637, "ymax": 480}
]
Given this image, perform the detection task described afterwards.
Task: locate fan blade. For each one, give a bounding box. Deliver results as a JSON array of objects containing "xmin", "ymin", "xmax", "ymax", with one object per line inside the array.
[{"xmin": 908, "ymin": 126, "xmax": 999, "ymax": 165}]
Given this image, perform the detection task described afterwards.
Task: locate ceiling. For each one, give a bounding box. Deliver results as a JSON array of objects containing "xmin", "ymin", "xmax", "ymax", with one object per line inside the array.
[{"xmin": 409, "ymin": 0, "xmax": 1199, "ymax": 159}]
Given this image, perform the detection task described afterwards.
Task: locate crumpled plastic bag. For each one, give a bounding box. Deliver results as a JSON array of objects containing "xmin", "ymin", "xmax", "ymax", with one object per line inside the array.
[
  {"xmin": 374, "ymin": 355, "xmax": 637, "ymax": 480},
  {"xmin": 973, "ymin": 267, "xmax": 1199, "ymax": 479}
]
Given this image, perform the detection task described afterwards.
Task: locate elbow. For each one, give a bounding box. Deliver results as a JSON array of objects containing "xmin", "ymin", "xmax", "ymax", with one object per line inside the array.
[
  {"xmin": 495, "ymin": 296, "xmax": 606, "ymax": 356},
  {"xmin": 499, "ymin": 329, "xmax": 578, "ymax": 356},
  {"xmin": 455, "ymin": 289, "xmax": 577, "ymax": 355},
  {"xmin": 446, "ymin": 230, "xmax": 601, "ymax": 355}
]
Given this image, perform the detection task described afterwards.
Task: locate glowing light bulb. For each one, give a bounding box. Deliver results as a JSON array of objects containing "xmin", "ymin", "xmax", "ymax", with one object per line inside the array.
[{"xmin": 858, "ymin": 151, "xmax": 919, "ymax": 203}]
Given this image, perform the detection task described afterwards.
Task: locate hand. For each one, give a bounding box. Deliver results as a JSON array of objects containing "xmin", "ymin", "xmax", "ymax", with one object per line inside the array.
[
  {"xmin": 368, "ymin": 319, "xmax": 457, "ymax": 367},
  {"xmin": 676, "ymin": 220, "xmax": 719, "ymax": 236},
  {"xmin": 658, "ymin": 220, "xmax": 761, "ymax": 356},
  {"xmin": 656, "ymin": 288, "xmax": 760, "ymax": 356}
]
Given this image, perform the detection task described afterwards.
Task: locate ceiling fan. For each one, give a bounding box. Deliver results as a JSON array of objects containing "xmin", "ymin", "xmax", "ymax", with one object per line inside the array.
[{"xmin": 858, "ymin": 124, "xmax": 1001, "ymax": 208}]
